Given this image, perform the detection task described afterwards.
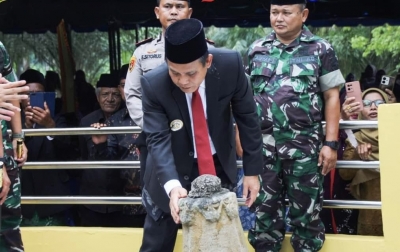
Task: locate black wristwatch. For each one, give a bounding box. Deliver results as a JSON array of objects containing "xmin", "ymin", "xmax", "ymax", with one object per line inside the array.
[{"xmin": 324, "ymin": 141, "xmax": 339, "ymax": 150}]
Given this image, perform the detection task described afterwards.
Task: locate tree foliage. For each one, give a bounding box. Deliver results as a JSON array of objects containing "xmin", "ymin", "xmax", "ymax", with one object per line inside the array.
[
  {"xmin": 0, "ymin": 32, "xmax": 58, "ymax": 78},
  {"xmin": 350, "ymin": 24, "xmax": 400, "ymax": 75},
  {"xmin": 0, "ymin": 27, "xmax": 161, "ymax": 85},
  {"xmin": 1, "ymin": 24, "xmax": 399, "ymax": 87},
  {"xmin": 205, "ymin": 25, "xmax": 272, "ymax": 64}
]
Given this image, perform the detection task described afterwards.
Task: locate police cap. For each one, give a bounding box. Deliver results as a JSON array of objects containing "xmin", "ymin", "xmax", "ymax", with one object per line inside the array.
[
  {"xmin": 270, "ymin": 0, "xmax": 306, "ymax": 5},
  {"xmin": 165, "ymin": 18, "xmax": 207, "ymax": 64},
  {"xmin": 96, "ymin": 73, "xmax": 119, "ymax": 88}
]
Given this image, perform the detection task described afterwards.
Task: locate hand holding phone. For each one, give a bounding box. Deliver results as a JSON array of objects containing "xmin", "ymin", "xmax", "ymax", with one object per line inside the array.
[
  {"xmin": 29, "ymin": 92, "xmax": 55, "ymax": 117},
  {"xmin": 380, "ymin": 75, "xmax": 395, "ymax": 92},
  {"xmin": 345, "ymin": 81, "xmax": 364, "ymax": 113},
  {"xmin": 29, "ymin": 92, "xmax": 45, "ymax": 109}
]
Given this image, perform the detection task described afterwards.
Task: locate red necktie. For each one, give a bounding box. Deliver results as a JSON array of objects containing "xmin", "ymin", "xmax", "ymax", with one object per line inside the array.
[{"xmin": 191, "ymin": 89, "xmax": 216, "ymax": 175}]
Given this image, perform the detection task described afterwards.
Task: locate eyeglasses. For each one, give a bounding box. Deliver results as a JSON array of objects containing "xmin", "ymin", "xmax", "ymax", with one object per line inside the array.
[{"xmin": 362, "ymin": 99, "xmax": 385, "ymax": 107}]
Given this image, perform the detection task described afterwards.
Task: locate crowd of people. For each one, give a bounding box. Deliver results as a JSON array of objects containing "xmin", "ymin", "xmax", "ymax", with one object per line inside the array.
[{"xmin": 0, "ymin": 0, "xmax": 394, "ymax": 251}]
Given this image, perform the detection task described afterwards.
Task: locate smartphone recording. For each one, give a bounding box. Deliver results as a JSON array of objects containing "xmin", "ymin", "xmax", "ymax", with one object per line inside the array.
[
  {"xmin": 380, "ymin": 75, "xmax": 395, "ymax": 91},
  {"xmin": 345, "ymin": 81, "xmax": 364, "ymax": 112}
]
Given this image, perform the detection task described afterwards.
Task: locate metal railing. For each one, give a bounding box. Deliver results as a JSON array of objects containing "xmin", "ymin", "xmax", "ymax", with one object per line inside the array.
[
  {"xmin": 23, "ymin": 161, "xmax": 139, "ymax": 169},
  {"xmin": 7, "ymin": 121, "xmax": 378, "ymax": 136},
  {"xmin": 20, "ymin": 196, "xmax": 382, "ymax": 210},
  {"xmin": 337, "ymin": 120, "xmax": 377, "ymax": 130},
  {"xmin": 14, "ymin": 120, "xmax": 380, "ymax": 210},
  {"xmin": 22, "ymin": 160, "xmax": 380, "ymax": 170}
]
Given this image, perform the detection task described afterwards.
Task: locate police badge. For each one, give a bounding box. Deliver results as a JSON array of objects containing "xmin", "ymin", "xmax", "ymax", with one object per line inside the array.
[{"xmin": 128, "ymin": 55, "xmax": 136, "ymax": 72}]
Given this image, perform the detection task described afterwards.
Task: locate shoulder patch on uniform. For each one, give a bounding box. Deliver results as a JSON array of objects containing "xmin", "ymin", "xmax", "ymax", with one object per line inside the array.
[
  {"xmin": 135, "ymin": 37, "xmax": 154, "ymax": 47},
  {"xmin": 128, "ymin": 55, "xmax": 137, "ymax": 73},
  {"xmin": 205, "ymin": 38, "xmax": 215, "ymax": 45}
]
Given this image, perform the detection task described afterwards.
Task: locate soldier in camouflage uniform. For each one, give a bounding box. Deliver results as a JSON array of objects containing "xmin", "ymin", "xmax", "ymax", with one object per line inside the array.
[
  {"xmin": 0, "ymin": 41, "xmax": 29, "ymax": 252},
  {"xmin": 247, "ymin": 0, "xmax": 344, "ymax": 251}
]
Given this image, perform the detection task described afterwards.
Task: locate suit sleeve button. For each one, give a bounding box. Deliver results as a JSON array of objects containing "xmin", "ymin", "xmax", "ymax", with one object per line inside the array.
[
  {"xmin": 184, "ymin": 175, "xmax": 190, "ymax": 180},
  {"xmin": 189, "ymin": 151, "xmax": 194, "ymax": 156}
]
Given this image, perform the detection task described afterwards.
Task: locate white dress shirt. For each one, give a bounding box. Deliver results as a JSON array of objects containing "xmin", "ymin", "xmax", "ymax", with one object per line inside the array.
[
  {"xmin": 164, "ymin": 80, "xmax": 216, "ymax": 196},
  {"xmin": 33, "ymin": 123, "xmax": 54, "ymax": 141}
]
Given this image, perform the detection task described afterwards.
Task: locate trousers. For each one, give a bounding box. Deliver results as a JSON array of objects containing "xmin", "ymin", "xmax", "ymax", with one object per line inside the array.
[{"xmin": 249, "ymin": 155, "xmax": 325, "ymax": 252}]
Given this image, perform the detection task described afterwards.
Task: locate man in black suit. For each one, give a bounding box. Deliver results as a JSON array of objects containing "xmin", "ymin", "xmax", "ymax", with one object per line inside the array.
[
  {"xmin": 140, "ymin": 18, "xmax": 263, "ymax": 252},
  {"xmin": 78, "ymin": 73, "xmax": 125, "ymax": 226},
  {"xmin": 19, "ymin": 69, "xmax": 72, "ymax": 225}
]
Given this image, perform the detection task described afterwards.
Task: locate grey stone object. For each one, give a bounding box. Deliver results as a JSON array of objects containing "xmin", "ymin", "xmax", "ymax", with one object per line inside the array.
[{"xmin": 179, "ymin": 174, "xmax": 249, "ymax": 252}]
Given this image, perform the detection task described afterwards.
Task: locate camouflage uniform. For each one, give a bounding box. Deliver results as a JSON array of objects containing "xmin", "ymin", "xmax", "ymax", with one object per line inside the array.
[
  {"xmin": 0, "ymin": 42, "xmax": 24, "ymax": 251},
  {"xmin": 247, "ymin": 26, "xmax": 345, "ymax": 252}
]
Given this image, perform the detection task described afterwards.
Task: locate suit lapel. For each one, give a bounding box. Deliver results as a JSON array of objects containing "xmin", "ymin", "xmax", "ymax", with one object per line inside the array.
[
  {"xmin": 171, "ymin": 81, "xmax": 193, "ymax": 145},
  {"xmin": 205, "ymin": 64, "xmax": 220, "ymax": 138}
]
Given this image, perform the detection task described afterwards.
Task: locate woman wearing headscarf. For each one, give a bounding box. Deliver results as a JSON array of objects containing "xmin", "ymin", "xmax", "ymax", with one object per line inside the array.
[{"xmin": 339, "ymin": 88, "xmax": 389, "ymax": 236}]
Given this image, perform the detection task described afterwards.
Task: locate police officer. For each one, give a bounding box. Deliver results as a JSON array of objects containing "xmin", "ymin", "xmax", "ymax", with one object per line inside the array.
[
  {"xmin": 124, "ymin": 0, "xmax": 193, "ymax": 128},
  {"xmin": 247, "ymin": 0, "xmax": 344, "ymax": 251},
  {"xmin": 124, "ymin": 0, "xmax": 214, "ymax": 185}
]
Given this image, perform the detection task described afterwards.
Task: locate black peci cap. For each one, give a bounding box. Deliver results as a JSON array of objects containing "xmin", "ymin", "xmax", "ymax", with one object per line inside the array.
[
  {"xmin": 165, "ymin": 18, "xmax": 208, "ymax": 64},
  {"xmin": 20, "ymin": 69, "xmax": 45, "ymax": 86},
  {"xmin": 96, "ymin": 73, "xmax": 119, "ymax": 88}
]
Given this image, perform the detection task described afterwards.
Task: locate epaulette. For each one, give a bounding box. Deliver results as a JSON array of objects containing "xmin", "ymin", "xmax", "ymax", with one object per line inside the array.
[
  {"xmin": 205, "ymin": 38, "xmax": 215, "ymax": 45},
  {"xmin": 136, "ymin": 37, "xmax": 154, "ymax": 47}
]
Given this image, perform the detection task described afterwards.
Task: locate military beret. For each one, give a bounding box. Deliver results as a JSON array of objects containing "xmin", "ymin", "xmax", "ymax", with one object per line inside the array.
[
  {"xmin": 271, "ymin": 0, "xmax": 307, "ymax": 5},
  {"xmin": 96, "ymin": 73, "xmax": 119, "ymax": 88},
  {"xmin": 119, "ymin": 64, "xmax": 129, "ymax": 81},
  {"xmin": 165, "ymin": 18, "xmax": 207, "ymax": 64},
  {"xmin": 20, "ymin": 69, "xmax": 45, "ymax": 86}
]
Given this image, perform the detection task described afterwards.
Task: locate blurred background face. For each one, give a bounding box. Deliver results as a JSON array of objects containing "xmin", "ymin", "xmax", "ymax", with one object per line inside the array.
[
  {"xmin": 20, "ymin": 83, "xmax": 45, "ymax": 109},
  {"xmin": 96, "ymin": 87, "xmax": 122, "ymax": 114},
  {"xmin": 119, "ymin": 78, "xmax": 126, "ymax": 101},
  {"xmin": 361, "ymin": 92, "xmax": 385, "ymax": 120},
  {"xmin": 155, "ymin": 0, "xmax": 192, "ymax": 30}
]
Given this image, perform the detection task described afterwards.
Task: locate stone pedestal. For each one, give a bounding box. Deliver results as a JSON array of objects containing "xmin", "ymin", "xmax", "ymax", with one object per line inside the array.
[{"xmin": 179, "ymin": 175, "xmax": 249, "ymax": 252}]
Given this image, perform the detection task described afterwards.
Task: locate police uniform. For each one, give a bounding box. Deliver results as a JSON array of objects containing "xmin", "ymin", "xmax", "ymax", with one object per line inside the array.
[
  {"xmin": 247, "ymin": 20, "xmax": 345, "ymax": 252},
  {"xmin": 125, "ymin": 33, "xmax": 165, "ymax": 128},
  {"xmin": 0, "ymin": 41, "xmax": 24, "ymax": 251}
]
